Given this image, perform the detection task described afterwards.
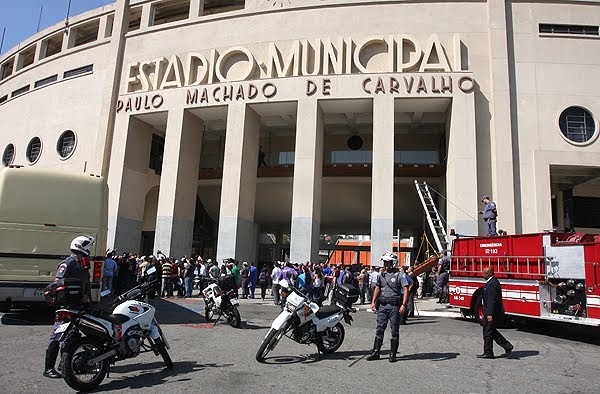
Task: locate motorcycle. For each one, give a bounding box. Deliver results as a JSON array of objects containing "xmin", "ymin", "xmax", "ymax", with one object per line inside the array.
[
  {"xmin": 202, "ymin": 276, "xmax": 241, "ymax": 328},
  {"xmin": 54, "ymin": 267, "xmax": 172, "ymax": 391},
  {"xmin": 255, "ymin": 279, "xmax": 358, "ymax": 363}
]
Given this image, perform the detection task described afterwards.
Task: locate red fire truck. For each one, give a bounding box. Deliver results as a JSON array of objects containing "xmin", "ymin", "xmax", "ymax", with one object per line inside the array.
[{"xmin": 448, "ymin": 232, "xmax": 600, "ymax": 326}]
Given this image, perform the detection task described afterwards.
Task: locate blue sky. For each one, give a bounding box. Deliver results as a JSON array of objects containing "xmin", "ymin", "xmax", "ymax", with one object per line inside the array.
[{"xmin": 0, "ymin": 0, "xmax": 114, "ymax": 56}]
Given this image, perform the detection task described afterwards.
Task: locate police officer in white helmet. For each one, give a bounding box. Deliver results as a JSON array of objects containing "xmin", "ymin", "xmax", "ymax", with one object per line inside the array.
[{"xmin": 366, "ymin": 252, "xmax": 410, "ymax": 362}]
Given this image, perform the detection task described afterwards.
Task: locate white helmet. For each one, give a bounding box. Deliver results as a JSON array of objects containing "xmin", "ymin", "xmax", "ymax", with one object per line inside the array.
[
  {"xmin": 380, "ymin": 252, "xmax": 398, "ymax": 267},
  {"xmin": 70, "ymin": 236, "xmax": 95, "ymax": 256}
]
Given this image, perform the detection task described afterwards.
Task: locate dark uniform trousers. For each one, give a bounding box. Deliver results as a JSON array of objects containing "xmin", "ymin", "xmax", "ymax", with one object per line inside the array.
[
  {"xmin": 482, "ymin": 318, "xmax": 509, "ymax": 355},
  {"xmin": 485, "ymin": 218, "xmax": 497, "ymax": 236},
  {"xmin": 376, "ymin": 302, "xmax": 401, "ymax": 340}
]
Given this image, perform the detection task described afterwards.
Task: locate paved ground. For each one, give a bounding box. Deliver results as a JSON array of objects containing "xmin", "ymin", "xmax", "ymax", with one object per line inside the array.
[{"xmin": 1, "ymin": 292, "xmax": 599, "ymax": 393}]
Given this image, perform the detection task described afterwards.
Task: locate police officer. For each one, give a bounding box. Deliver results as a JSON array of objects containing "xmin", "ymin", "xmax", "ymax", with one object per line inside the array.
[
  {"xmin": 436, "ymin": 250, "xmax": 451, "ymax": 304},
  {"xmin": 43, "ymin": 235, "xmax": 94, "ymax": 378},
  {"xmin": 479, "ymin": 195, "xmax": 498, "ymax": 236},
  {"xmin": 367, "ymin": 252, "xmax": 410, "ymax": 363}
]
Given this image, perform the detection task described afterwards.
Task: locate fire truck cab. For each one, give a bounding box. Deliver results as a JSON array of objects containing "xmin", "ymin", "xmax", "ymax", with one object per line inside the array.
[{"xmin": 448, "ymin": 232, "xmax": 600, "ymax": 326}]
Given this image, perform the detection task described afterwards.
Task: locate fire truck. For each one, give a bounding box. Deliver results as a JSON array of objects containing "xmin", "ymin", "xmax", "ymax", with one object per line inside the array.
[{"xmin": 448, "ymin": 232, "xmax": 600, "ymax": 326}]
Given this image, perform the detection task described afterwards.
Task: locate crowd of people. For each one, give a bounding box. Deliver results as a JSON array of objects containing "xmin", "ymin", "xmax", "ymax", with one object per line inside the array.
[{"xmin": 100, "ymin": 250, "xmax": 451, "ymax": 315}]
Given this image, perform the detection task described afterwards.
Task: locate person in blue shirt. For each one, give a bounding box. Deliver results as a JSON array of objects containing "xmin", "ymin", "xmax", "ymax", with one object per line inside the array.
[
  {"xmin": 249, "ymin": 262, "xmax": 258, "ymax": 299},
  {"xmin": 102, "ymin": 251, "xmax": 118, "ymax": 292}
]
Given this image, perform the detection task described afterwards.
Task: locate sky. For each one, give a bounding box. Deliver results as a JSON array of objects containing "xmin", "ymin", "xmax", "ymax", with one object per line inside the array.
[{"xmin": 0, "ymin": 0, "xmax": 114, "ymax": 56}]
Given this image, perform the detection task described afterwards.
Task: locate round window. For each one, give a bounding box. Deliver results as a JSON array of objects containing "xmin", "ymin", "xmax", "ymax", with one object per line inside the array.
[
  {"xmin": 558, "ymin": 107, "xmax": 597, "ymax": 144},
  {"xmin": 26, "ymin": 137, "xmax": 42, "ymax": 164},
  {"xmin": 2, "ymin": 143, "xmax": 15, "ymax": 166},
  {"xmin": 57, "ymin": 130, "xmax": 76, "ymax": 159}
]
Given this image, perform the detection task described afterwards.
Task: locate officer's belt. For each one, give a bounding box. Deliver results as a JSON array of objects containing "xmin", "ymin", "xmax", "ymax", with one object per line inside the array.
[{"xmin": 380, "ymin": 298, "xmax": 400, "ymax": 306}]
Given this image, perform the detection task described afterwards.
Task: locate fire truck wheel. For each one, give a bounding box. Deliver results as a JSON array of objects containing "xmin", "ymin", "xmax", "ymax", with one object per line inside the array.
[{"xmin": 473, "ymin": 295, "xmax": 485, "ymax": 325}]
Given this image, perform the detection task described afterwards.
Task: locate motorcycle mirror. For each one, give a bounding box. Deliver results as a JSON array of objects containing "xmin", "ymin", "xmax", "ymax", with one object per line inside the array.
[{"xmin": 100, "ymin": 289, "xmax": 111, "ymax": 298}]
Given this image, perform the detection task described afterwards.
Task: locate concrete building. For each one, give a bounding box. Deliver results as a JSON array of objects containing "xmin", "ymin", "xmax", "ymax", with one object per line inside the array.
[{"xmin": 1, "ymin": 0, "xmax": 599, "ymax": 265}]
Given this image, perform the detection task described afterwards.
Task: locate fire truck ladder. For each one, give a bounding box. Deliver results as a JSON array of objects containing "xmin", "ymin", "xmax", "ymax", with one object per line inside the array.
[{"xmin": 414, "ymin": 180, "xmax": 449, "ymax": 253}]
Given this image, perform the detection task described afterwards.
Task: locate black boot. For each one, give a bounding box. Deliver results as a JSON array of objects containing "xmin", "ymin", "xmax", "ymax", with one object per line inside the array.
[
  {"xmin": 366, "ymin": 337, "xmax": 383, "ymax": 361},
  {"xmin": 389, "ymin": 339, "xmax": 399, "ymax": 362},
  {"xmin": 43, "ymin": 345, "xmax": 61, "ymax": 378}
]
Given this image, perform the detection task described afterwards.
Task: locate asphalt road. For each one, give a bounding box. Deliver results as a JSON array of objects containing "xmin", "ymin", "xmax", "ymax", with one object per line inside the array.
[{"xmin": 1, "ymin": 297, "xmax": 599, "ymax": 394}]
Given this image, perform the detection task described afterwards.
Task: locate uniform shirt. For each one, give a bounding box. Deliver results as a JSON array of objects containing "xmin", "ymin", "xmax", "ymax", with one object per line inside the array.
[
  {"xmin": 438, "ymin": 256, "xmax": 451, "ymax": 273},
  {"xmin": 376, "ymin": 270, "xmax": 409, "ymax": 301},
  {"xmin": 483, "ymin": 201, "xmax": 497, "ymax": 219},
  {"xmin": 55, "ymin": 254, "xmax": 91, "ymax": 299}
]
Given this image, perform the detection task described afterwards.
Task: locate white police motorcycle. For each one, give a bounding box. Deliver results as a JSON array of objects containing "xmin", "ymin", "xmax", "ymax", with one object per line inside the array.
[
  {"xmin": 256, "ymin": 279, "xmax": 358, "ymax": 362},
  {"xmin": 54, "ymin": 267, "xmax": 172, "ymax": 391}
]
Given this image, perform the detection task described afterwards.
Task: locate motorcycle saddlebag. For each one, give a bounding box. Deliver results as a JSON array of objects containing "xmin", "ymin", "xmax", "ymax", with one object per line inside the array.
[
  {"xmin": 44, "ymin": 278, "xmax": 83, "ymax": 307},
  {"xmin": 334, "ymin": 283, "xmax": 359, "ymax": 307}
]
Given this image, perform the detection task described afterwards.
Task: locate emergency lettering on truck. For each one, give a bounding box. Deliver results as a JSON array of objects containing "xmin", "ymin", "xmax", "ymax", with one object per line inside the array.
[{"xmin": 0, "ymin": 167, "xmax": 108, "ymax": 312}]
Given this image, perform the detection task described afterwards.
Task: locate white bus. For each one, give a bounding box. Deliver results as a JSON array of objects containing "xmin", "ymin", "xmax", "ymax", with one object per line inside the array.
[{"xmin": 0, "ymin": 167, "xmax": 108, "ymax": 311}]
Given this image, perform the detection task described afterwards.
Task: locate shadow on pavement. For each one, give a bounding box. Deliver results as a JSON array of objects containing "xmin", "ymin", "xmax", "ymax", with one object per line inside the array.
[
  {"xmin": 239, "ymin": 321, "xmax": 271, "ymax": 330},
  {"xmin": 512, "ymin": 319, "xmax": 600, "ymax": 346},
  {"xmin": 396, "ymin": 352, "xmax": 460, "ymax": 361},
  {"xmin": 1, "ymin": 306, "xmax": 54, "ymax": 326},
  {"xmin": 97, "ymin": 360, "xmax": 234, "ymax": 391},
  {"xmin": 263, "ymin": 350, "xmax": 372, "ymax": 365},
  {"xmin": 505, "ymin": 350, "xmax": 540, "ymax": 360},
  {"xmin": 151, "ymin": 299, "xmax": 206, "ymax": 325},
  {"xmin": 404, "ymin": 319, "xmax": 438, "ymax": 325}
]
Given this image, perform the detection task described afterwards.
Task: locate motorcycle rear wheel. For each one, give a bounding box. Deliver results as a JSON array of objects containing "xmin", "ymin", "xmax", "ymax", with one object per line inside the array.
[
  {"xmin": 154, "ymin": 337, "xmax": 174, "ymax": 370},
  {"xmin": 61, "ymin": 338, "xmax": 108, "ymax": 392},
  {"xmin": 228, "ymin": 306, "xmax": 241, "ymax": 328},
  {"xmin": 317, "ymin": 322, "xmax": 345, "ymax": 354}
]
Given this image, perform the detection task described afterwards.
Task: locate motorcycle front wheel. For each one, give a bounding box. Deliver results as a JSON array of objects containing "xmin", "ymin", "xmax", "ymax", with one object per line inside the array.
[
  {"xmin": 62, "ymin": 338, "xmax": 108, "ymax": 392},
  {"xmin": 154, "ymin": 337, "xmax": 174, "ymax": 370},
  {"xmin": 256, "ymin": 322, "xmax": 289, "ymax": 363},
  {"xmin": 317, "ymin": 322, "xmax": 345, "ymax": 354},
  {"xmin": 227, "ymin": 305, "xmax": 241, "ymax": 328}
]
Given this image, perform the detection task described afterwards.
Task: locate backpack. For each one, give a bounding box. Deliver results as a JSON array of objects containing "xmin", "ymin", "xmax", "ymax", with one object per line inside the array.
[{"xmin": 259, "ymin": 271, "xmax": 267, "ymax": 284}]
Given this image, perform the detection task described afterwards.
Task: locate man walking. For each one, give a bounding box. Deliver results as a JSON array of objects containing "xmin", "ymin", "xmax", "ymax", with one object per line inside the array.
[
  {"xmin": 479, "ymin": 195, "xmax": 498, "ymax": 236},
  {"xmin": 477, "ymin": 267, "xmax": 513, "ymax": 359}
]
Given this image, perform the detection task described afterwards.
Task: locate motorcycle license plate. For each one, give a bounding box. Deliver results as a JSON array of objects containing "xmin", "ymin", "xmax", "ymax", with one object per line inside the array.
[
  {"xmin": 55, "ymin": 322, "xmax": 70, "ymax": 334},
  {"xmin": 230, "ymin": 298, "xmax": 239, "ymax": 306}
]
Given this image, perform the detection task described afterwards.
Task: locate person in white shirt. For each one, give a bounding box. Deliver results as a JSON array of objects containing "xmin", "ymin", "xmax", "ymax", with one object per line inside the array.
[{"xmin": 271, "ymin": 262, "xmax": 282, "ymax": 305}]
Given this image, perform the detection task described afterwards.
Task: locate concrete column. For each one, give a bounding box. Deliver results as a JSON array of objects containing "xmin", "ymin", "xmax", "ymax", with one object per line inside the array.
[
  {"xmin": 91, "ymin": 0, "xmax": 130, "ymax": 176},
  {"xmin": 154, "ymin": 109, "xmax": 204, "ymax": 257},
  {"xmin": 61, "ymin": 31, "xmax": 71, "ymax": 52},
  {"xmin": 216, "ymin": 103, "xmax": 260, "ymax": 263},
  {"xmin": 447, "ymin": 93, "xmax": 479, "ymax": 237},
  {"xmin": 487, "ymin": 0, "xmax": 516, "ymax": 233},
  {"xmin": 141, "ymin": 3, "xmax": 153, "ymax": 29},
  {"xmin": 190, "ymin": 0, "xmax": 205, "ymax": 18},
  {"xmin": 290, "ymin": 98, "xmax": 324, "ymax": 263},
  {"xmin": 98, "ymin": 15, "xmax": 108, "ymax": 40},
  {"xmin": 107, "ymin": 114, "xmax": 153, "ymax": 252},
  {"xmin": 371, "ymin": 95, "xmax": 395, "ymax": 267},
  {"xmin": 35, "ymin": 41, "xmax": 45, "ymax": 62}
]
